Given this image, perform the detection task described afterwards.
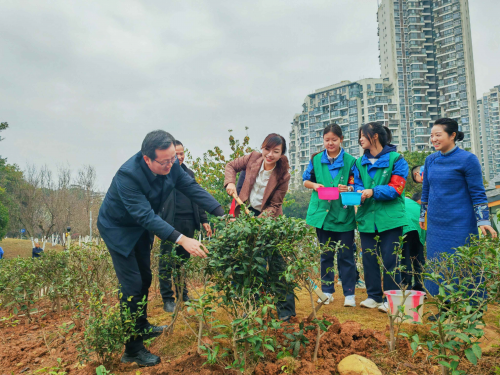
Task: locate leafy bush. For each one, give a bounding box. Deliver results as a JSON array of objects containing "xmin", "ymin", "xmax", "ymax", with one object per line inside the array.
[
  {"xmin": 405, "ymin": 236, "xmax": 500, "ymax": 375},
  {"xmin": 77, "ymin": 288, "xmax": 145, "ymax": 364},
  {"xmin": 189, "ymin": 213, "xmax": 322, "ymax": 371}
]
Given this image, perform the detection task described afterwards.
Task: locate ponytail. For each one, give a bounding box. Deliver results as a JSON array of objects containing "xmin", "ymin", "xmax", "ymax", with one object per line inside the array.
[{"xmin": 358, "ymin": 122, "xmax": 392, "ymax": 147}]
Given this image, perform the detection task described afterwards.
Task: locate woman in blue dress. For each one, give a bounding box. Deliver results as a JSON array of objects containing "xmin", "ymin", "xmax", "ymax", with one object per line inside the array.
[{"xmin": 420, "ymin": 118, "xmax": 497, "ymax": 297}]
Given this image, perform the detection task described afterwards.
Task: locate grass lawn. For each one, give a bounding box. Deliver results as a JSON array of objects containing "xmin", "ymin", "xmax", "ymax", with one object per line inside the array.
[{"xmin": 0, "ymin": 238, "xmax": 65, "ymax": 259}]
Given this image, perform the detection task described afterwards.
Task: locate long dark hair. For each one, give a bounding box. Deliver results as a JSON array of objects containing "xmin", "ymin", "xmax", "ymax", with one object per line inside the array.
[
  {"xmin": 434, "ymin": 118, "xmax": 464, "ymax": 142},
  {"xmin": 311, "ymin": 123, "xmax": 343, "ymax": 160},
  {"xmin": 358, "ymin": 122, "xmax": 392, "ymax": 147},
  {"xmin": 261, "ymin": 133, "xmax": 289, "ymax": 179}
]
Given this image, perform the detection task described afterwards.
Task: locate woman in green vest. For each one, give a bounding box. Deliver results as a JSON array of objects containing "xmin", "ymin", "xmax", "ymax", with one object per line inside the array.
[
  {"xmin": 352, "ymin": 122, "xmax": 409, "ymax": 313},
  {"xmin": 303, "ymin": 124, "xmax": 358, "ymax": 308}
]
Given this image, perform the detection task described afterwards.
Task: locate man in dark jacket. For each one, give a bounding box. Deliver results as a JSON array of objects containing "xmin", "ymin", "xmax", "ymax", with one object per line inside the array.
[
  {"xmin": 159, "ymin": 140, "xmax": 213, "ymax": 312},
  {"xmin": 97, "ymin": 130, "xmax": 224, "ymax": 367},
  {"xmin": 32, "ymin": 242, "xmax": 44, "ymax": 258}
]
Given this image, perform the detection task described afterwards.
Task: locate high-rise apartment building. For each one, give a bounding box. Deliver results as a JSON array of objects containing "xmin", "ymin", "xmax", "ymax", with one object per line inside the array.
[
  {"xmin": 289, "ymin": 78, "xmax": 400, "ymax": 187},
  {"xmin": 478, "ymin": 85, "xmax": 500, "ymax": 180},
  {"xmin": 377, "ymin": 0, "xmax": 479, "ymax": 155}
]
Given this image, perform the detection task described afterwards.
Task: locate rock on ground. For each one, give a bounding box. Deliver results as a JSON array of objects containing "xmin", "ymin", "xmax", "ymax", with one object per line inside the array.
[{"xmin": 337, "ymin": 354, "xmax": 382, "ymax": 375}]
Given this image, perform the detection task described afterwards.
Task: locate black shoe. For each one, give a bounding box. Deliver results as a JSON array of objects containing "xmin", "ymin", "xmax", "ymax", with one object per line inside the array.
[
  {"xmin": 143, "ymin": 325, "xmax": 168, "ymax": 339},
  {"xmin": 280, "ymin": 316, "xmax": 291, "ymax": 323},
  {"xmin": 428, "ymin": 313, "xmax": 440, "ymax": 322},
  {"xmin": 163, "ymin": 301, "xmax": 176, "ymax": 313},
  {"xmin": 121, "ymin": 348, "xmax": 161, "ymax": 367}
]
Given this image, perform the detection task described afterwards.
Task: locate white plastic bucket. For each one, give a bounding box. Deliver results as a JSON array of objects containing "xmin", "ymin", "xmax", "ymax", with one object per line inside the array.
[{"xmin": 384, "ymin": 290, "xmax": 426, "ymax": 323}]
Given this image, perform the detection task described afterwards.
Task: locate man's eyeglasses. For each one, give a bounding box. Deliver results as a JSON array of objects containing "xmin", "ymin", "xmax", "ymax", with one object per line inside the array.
[{"xmin": 153, "ymin": 155, "xmax": 177, "ymax": 166}]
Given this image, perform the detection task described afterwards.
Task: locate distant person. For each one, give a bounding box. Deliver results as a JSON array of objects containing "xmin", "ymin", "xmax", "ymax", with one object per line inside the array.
[
  {"xmin": 0, "ymin": 246, "xmax": 4, "ymax": 259},
  {"xmin": 302, "ymin": 124, "xmax": 358, "ymax": 308},
  {"xmin": 97, "ymin": 130, "xmax": 224, "ymax": 367},
  {"xmin": 159, "ymin": 140, "xmax": 213, "ymax": 313},
  {"xmin": 401, "ymin": 192, "xmax": 426, "ymax": 292},
  {"xmin": 352, "ymin": 122, "xmax": 409, "ymax": 313},
  {"xmin": 224, "ymin": 133, "xmax": 295, "ymax": 321},
  {"xmin": 420, "ymin": 118, "xmax": 497, "ymax": 302},
  {"xmin": 32, "ymin": 241, "xmax": 45, "ymax": 258}
]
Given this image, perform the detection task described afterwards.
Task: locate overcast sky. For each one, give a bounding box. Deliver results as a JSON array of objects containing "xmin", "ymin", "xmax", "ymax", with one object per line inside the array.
[{"xmin": 1, "ymin": 0, "xmax": 499, "ymax": 190}]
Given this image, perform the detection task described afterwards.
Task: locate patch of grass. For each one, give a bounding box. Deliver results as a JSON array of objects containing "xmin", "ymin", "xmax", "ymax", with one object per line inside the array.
[{"xmin": 0, "ymin": 238, "xmax": 64, "ymax": 259}]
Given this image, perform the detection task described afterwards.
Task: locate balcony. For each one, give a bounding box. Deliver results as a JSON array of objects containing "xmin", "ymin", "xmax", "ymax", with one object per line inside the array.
[
  {"xmin": 329, "ymin": 95, "xmax": 341, "ymax": 103},
  {"xmin": 309, "ymin": 108, "xmax": 322, "ymax": 117},
  {"xmin": 321, "ymin": 113, "xmax": 330, "ymax": 121}
]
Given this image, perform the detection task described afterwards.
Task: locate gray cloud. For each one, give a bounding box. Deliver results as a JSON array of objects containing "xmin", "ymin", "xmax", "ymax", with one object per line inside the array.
[{"xmin": 1, "ymin": 0, "xmax": 499, "ymax": 189}]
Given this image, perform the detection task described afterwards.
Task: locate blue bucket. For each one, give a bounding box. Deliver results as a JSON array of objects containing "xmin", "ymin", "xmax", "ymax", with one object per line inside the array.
[{"xmin": 341, "ymin": 192, "xmax": 362, "ymax": 206}]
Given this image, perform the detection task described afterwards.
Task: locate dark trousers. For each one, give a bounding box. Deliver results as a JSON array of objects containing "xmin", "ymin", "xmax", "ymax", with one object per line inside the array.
[
  {"xmin": 316, "ymin": 228, "xmax": 356, "ymax": 296},
  {"xmin": 248, "ymin": 207, "xmax": 295, "ymax": 318},
  {"xmin": 268, "ymin": 253, "xmax": 296, "ymax": 319},
  {"xmin": 360, "ymin": 227, "xmax": 403, "ymax": 303},
  {"xmin": 159, "ymin": 216, "xmax": 195, "ymax": 303},
  {"xmin": 402, "ymin": 230, "xmax": 425, "ymax": 291},
  {"xmin": 338, "ymin": 242, "xmax": 361, "ymax": 283},
  {"xmin": 108, "ymin": 230, "xmax": 152, "ymax": 354}
]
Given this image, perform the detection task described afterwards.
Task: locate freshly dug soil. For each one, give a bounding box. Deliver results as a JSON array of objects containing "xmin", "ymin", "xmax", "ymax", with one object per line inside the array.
[{"xmin": 254, "ymin": 315, "xmax": 387, "ymax": 375}]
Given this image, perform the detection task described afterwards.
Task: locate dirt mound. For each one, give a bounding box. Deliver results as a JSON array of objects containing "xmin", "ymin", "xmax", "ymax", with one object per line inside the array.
[{"xmin": 254, "ymin": 315, "xmax": 387, "ymax": 375}]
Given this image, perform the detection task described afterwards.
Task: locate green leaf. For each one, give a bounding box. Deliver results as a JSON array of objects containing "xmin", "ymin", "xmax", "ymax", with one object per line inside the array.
[
  {"xmin": 293, "ymin": 341, "xmax": 300, "ymax": 357},
  {"xmin": 464, "ymin": 348, "xmax": 477, "ymax": 365},
  {"xmin": 410, "ymin": 341, "xmax": 418, "ymax": 353},
  {"xmin": 472, "ymin": 343, "xmax": 482, "ymax": 359},
  {"xmin": 438, "ymin": 361, "xmax": 452, "ymax": 369},
  {"xmin": 264, "ymin": 344, "xmax": 274, "ymax": 351},
  {"xmin": 453, "ymin": 332, "xmax": 471, "ymax": 344}
]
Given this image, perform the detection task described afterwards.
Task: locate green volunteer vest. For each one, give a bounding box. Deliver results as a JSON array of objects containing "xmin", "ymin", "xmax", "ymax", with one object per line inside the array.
[
  {"xmin": 402, "ymin": 197, "xmax": 426, "ymax": 245},
  {"xmin": 306, "ymin": 151, "xmax": 356, "ymax": 232},
  {"xmin": 355, "ymin": 152, "xmax": 408, "ymax": 233}
]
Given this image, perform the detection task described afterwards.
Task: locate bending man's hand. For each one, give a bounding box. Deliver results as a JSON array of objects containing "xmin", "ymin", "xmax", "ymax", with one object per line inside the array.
[
  {"xmin": 202, "ymin": 223, "xmax": 213, "ymax": 237},
  {"xmin": 419, "ymin": 222, "xmax": 426, "ymax": 230},
  {"xmin": 177, "ymin": 236, "xmax": 209, "ymax": 258}
]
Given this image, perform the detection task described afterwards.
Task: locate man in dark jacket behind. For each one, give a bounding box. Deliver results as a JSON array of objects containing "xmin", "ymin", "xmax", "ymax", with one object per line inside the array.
[
  {"xmin": 97, "ymin": 130, "xmax": 224, "ymax": 367},
  {"xmin": 159, "ymin": 140, "xmax": 213, "ymax": 312}
]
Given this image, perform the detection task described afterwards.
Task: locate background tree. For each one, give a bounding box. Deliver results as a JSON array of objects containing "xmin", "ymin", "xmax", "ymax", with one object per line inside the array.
[
  {"xmin": 282, "ymin": 188, "xmax": 312, "ymax": 219},
  {"xmin": 402, "ymin": 150, "xmax": 433, "ymax": 197},
  {"xmin": 0, "ymin": 122, "xmax": 8, "ymax": 142},
  {"xmin": 188, "ymin": 129, "xmax": 253, "ymax": 211},
  {"xmin": 0, "ymin": 188, "xmax": 9, "ymax": 239}
]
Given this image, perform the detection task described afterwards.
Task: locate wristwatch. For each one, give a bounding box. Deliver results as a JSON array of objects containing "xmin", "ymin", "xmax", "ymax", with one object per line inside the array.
[{"xmin": 347, "ymin": 186, "xmax": 354, "ymax": 192}]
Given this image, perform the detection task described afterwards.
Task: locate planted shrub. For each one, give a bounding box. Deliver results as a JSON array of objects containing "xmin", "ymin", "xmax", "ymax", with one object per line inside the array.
[
  {"xmin": 77, "ymin": 287, "xmax": 145, "ymax": 364},
  {"xmin": 405, "ymin": 236, "xmax": 500, "ymax": 375}
]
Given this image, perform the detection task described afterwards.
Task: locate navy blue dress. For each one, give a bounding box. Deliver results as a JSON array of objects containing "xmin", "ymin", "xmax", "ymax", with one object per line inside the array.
[{"xmin": 421, "ymin": 147, "xmax": 490, "ymax": 295}]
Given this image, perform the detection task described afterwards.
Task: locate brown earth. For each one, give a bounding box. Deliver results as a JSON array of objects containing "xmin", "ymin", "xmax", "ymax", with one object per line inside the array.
[{"xmin": 1, "ymin": 289, "xmax": 500, "ymax": 374}]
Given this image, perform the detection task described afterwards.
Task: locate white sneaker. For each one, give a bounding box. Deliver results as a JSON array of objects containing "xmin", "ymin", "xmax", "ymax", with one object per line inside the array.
[
  {"xmin": 344, "ymin": 295, "xmax": 356, "ymax": 307},
  {"xmin": 317, "ymin": 292, "xmax": 334, "ymax": 305},
  {"xmin": 360, "ymin": 298, "xmax": 382, "ymax": 309},
  {"xmin": 356, "ymin": 280, "xmax": 366, "ymax": 289},
  {"xmin": 378, "ymin": 302, "xmax": 389, "ymax": 313}
]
